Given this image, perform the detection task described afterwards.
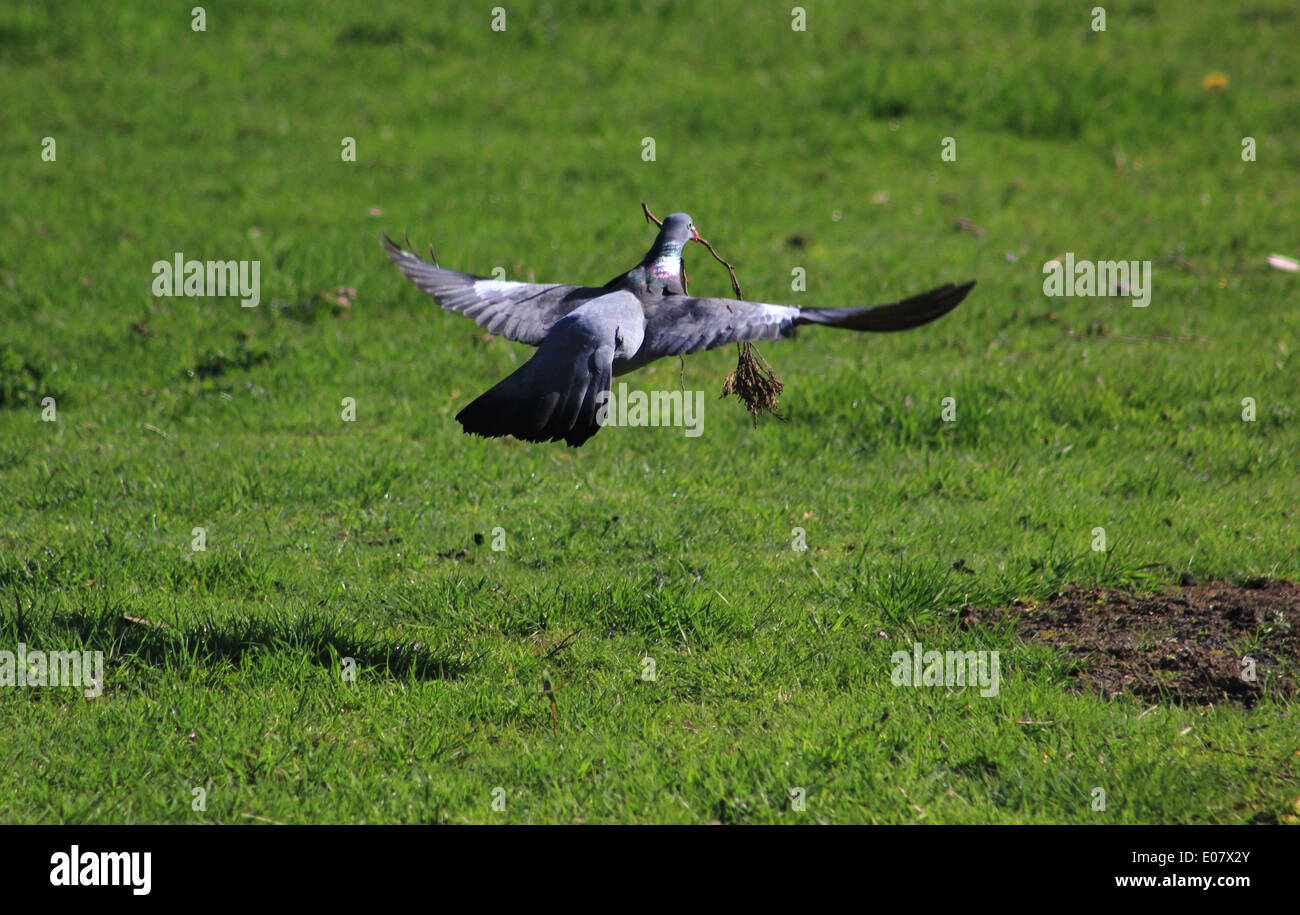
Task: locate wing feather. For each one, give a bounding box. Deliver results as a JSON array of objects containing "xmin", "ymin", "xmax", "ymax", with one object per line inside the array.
[
  {"xmin": 634, "ymin": 281, "xmax": 975, "ymax": 363},
  {"xmin": 383, "ymin": 235, "xmax": 602, "ymax": 346}
]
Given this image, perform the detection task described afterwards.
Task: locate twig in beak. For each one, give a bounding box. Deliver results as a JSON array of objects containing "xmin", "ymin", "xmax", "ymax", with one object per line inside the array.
[{"xmin": 637, "ymin": 202, "xmax": 785, "ymax": 423}]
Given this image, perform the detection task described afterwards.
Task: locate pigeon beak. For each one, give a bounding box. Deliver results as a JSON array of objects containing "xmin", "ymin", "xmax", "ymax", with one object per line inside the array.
[{"xmin": 691, "ymin": 228, "xmax": 701, "ymax": 243}]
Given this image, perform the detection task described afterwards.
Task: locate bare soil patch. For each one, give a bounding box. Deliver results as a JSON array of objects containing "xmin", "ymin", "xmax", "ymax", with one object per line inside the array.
[{"xmin": 960, "ymin": 578, "xmax": 1299, "ymax": 706}]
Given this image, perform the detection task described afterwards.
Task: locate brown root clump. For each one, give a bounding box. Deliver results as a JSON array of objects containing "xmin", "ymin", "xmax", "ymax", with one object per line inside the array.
[{"xmin": 722, "ymin": 342, "xmax": 786, "ymax": 426}]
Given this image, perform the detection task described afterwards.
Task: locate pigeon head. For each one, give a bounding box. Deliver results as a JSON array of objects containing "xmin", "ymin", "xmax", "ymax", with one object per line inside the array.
[
  {"xmin": 657, "ymin": 213, "xmax": 701, "ymax": 250},
  {"xmin": 639, "ymin": 212, "xmax": 701, "ymax": 288},
  {"xmin": 643, "ymin": 213, "xmax": 700, "ymax": 277}
]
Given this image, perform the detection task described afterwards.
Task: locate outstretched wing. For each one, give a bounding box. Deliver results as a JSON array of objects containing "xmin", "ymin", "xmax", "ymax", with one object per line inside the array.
[
  {"xmin": 456, "ymin": 291, "xmax": 646, "ymax": 447},
  {"xmin": 638, "ymin": 280, "xmax": 975, "ymax": 360},
  {"xmin": 796, "ymin": 281, "xmax": 975, "ymax": 332},
  {"xmin": 383, "ymin": 235, "xmax": 601, "ymax": 346}
]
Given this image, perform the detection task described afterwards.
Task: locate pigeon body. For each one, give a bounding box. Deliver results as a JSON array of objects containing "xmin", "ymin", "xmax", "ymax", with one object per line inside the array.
[
  {"xmin": 454, "ymin": 290, "xmax": 645, "ymax": 445},
  {"xmin": 384, "ymin": 213, "xmax": 974, "ymax": 446}
]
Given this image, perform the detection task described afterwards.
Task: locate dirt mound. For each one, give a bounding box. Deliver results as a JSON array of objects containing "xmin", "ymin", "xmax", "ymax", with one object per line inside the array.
[{"xmin": 960, "ymin": 578, "xmax": 1299, "ymax": 706}]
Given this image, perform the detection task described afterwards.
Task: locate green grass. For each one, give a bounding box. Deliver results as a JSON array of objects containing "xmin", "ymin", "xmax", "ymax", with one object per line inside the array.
[{"xmin": 1, "ymin": 0, "xmax": 1297, "ymax": 823}]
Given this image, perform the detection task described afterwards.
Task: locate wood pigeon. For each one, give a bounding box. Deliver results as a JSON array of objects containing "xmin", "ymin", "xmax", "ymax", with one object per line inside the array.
[{"xmin": 384, "ymin": 214, "xmax": 974, "ymax": 446}]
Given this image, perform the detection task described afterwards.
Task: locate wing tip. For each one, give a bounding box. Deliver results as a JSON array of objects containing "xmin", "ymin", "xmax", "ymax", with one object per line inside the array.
[
  {"xmin": 945, "ymin": 278, "xmax": 977, "ymax": 307},
  {"xmin": 794, "ymin": 276, "xmax": 977, "ymax": 331},
  {"xmin": 381, "ymin": 232, "xmax": 439, "ymax": 268}
]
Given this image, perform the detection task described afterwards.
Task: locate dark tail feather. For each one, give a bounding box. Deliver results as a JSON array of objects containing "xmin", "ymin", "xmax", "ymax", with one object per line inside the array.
[
  {"xmin": 455, "ymin": 352, "xmax": 610, "ymax": 447},
  {"xmin": 571, "ymin": 361, "xmax": 609, "ymax": 445},
  {"xmin": 798, "ymin": 280, "xmax": 975, "ymax": 332}
]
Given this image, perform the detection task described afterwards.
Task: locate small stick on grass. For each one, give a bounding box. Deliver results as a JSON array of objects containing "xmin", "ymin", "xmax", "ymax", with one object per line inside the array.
[
  {"xmin": 544, "ymin": 628, "xmax": 581, "ymax": 661},
  {"xmin": 540, "ymin": 670, "xmax": 563, "ymax": 738},
  {"xmin": 640, "ymin": 203, "xmax": 786, "ymax": 423}
]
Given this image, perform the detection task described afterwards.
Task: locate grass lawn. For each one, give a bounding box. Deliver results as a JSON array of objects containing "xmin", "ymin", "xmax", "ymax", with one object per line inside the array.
[{"xmin": 1, "ymin": 0, "xmax": 1297, "ymax": 823}]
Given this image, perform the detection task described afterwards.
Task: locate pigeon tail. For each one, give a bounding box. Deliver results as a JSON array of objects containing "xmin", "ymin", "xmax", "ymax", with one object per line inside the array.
[
  {"xmin": 455, "ymin": 351, "xmax": 611, "ymax": 448},
  {"xmin": 453, "ymin": 291, "xmax": 644, "ymax": 447}
]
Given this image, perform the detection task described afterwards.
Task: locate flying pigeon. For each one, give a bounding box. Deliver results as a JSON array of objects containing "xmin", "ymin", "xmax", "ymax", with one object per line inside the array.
[{"xmin": 384, "ymin": 213, "xmax": 974, "ymax": 446}]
